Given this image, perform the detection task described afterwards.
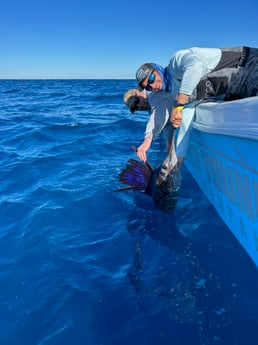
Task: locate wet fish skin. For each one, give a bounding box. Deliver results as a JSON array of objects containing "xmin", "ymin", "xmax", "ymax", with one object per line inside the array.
[
  {"xmin": 115, "ymin": 128, "xmax": 181, "ymax": 212},
  {"xmin": 150, "ymin": 162, "xmax": 181, "ymax": 211}
]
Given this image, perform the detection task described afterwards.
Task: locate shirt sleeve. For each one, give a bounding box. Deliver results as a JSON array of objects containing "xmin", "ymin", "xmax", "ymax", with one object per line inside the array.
[
  {"xmin": 144, "ymin": 92, "xmax": 172, "ymax": 140},
  {"xmin": 170, "ymin": 50, "xmax": 204, "ymax": 95}
]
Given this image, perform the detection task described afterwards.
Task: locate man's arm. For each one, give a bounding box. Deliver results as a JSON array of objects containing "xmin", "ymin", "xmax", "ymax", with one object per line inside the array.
[{"xmin": 137, "ymin": 138, "xmax": 152, "ymax": 162}]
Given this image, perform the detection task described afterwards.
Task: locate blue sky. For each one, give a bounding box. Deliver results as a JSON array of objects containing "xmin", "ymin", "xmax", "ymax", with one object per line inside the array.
[{"xmin": 1, "ymin": 0, "xmax": 258, "ymax": 79}]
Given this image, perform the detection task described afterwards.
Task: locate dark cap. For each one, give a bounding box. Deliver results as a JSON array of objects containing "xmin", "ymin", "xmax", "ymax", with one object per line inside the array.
[{"xmin": 136, "ymin": 63, "xmax": 154, "ymax": 91}]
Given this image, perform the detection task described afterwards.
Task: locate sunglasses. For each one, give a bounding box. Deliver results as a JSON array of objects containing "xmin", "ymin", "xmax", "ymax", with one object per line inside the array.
[
  {"xmin": 130, "ymin": 97, "xmax": 140, "ymax": 112},
  {"xmin": 148, "ymin": 73, "xmax": 156, "ymax": 84},
  {"xmin": 141, "ymin": 72, "xmax": 156, "ymax": 91}
]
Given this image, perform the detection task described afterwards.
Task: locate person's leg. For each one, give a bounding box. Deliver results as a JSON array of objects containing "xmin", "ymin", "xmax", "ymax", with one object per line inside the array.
[
  {"xmin": 226, "ymin": 48, "xmax": 258, "ymax": 99},
  {"xmin": 244, "ymin": 48, "xmax": 258, "ymax": 97}
]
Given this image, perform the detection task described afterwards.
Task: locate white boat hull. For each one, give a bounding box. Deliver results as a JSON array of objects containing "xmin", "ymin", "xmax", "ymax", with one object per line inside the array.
[{"xmin": 185, "ymin": 97, "xmax": 258, "ymax": 266}]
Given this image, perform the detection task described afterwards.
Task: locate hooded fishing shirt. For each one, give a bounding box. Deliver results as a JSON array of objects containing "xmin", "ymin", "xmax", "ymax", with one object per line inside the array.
[{"xmin": 166, "ymin": 46, "xmax": 254, "ymax": 101}]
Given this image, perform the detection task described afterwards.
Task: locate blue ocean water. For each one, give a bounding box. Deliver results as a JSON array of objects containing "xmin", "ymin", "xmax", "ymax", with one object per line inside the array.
[{"xmin": 0, "ymin": 79, "xmax": 257, "ymax": 345}]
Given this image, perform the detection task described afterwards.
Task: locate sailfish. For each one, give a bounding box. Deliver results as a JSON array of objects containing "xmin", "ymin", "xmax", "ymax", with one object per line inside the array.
[{"xmin": 114, "ymin": 129, "xmax": 181, "ymax": 212}]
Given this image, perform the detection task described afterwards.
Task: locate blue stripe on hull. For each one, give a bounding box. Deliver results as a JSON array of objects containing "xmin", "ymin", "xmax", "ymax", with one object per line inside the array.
[{"xmin": 186, "ymin": 129, "xmax": 258, "ymax": 266}]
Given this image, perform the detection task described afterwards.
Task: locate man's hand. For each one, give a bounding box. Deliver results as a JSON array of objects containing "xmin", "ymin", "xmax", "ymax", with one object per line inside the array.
[
  {"xmin": 137, "ymin": 147, "xmax": 147, "ymax": 162},
  {"xmin": 136, "ymin": 138, "xmax": 152, "ymax": 162},
  {"xmin": 171, "ymin": 108, "xmax": 183, "ymax": 128}
]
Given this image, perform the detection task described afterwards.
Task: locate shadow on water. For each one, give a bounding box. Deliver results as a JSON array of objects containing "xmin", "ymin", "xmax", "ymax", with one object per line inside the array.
[
  {"xmin": 126, "ymin": 195, "xmax": 201, "ymax": 325},
  {"xmin": 123, "ymin": 169, "xmax": 258, "ymax": 345}
]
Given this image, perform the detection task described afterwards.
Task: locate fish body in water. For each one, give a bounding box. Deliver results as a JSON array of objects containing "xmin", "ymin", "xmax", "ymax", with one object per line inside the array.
[
  {"xmin": 115, "ymin": 130, "xmax": 181, "ymax": 211},
  {"xmin": 149, "ymin": 161, "xmax": 181, "ymax": 211}
]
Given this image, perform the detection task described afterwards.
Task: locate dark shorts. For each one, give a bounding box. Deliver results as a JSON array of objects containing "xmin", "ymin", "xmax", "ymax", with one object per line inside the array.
[{"xmin": 195, "ymin": 47, "xmax": 258, "ymax": 100}]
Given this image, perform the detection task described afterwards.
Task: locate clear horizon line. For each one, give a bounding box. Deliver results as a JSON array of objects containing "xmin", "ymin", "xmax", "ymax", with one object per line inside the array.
[{"xmin": 0, "ymin": 77, "xmax": 135, "ymax": 80}]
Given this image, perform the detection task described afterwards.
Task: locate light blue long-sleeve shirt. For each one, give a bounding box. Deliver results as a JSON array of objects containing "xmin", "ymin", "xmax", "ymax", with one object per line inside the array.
[
  {"xmin": 167, "ymin": 47, "xmax": 222, "ymax": 98},
  {"xmin": 144, "ymin": 91, "xmax": 174, "ymax": 140},
  {"xmin": 143, "ymin": 48, "xmax": 222, "ymax": 145}
]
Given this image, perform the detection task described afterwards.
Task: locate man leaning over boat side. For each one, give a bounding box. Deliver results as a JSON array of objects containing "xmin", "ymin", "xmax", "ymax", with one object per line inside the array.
[
  {"xmin": 123, "ymin": 89, "xmax": 191, "ymax": 165},
  {"xmin": 135, "ymin": 46, "xmax": 258, "ymax": 159}
]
